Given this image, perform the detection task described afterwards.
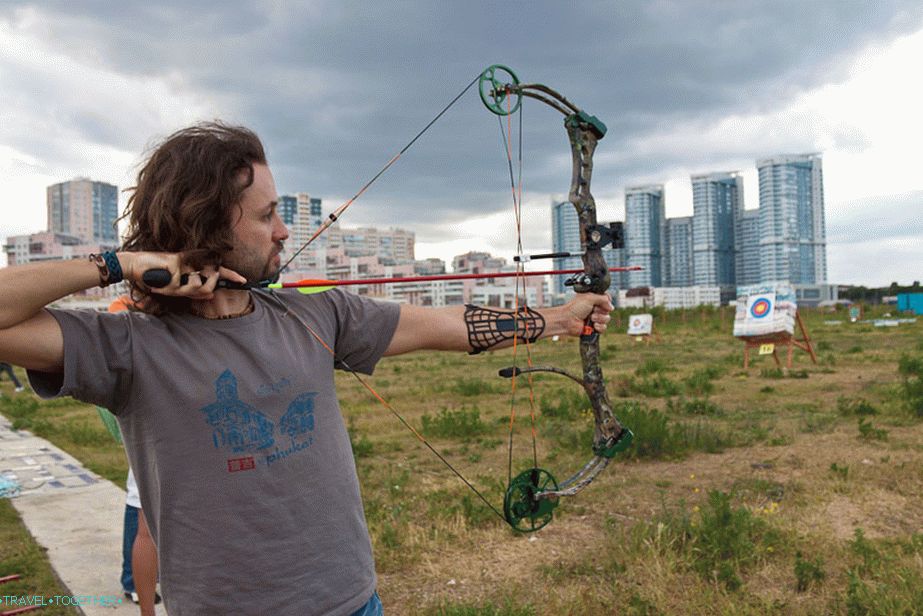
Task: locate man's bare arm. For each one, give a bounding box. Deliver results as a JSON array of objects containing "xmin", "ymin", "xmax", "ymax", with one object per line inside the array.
[
  {"xmin": 0, "ymin": 253, "xmax": 242, "ymax": 371},
  {"xmin": 384, "ymin": 293, "xmax": 613, "ymax": 356}
]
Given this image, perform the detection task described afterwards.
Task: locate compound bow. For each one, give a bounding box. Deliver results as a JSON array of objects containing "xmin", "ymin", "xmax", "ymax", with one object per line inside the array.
[{"xmin": 478, "ymin": 65, "xmax": 633, "ymax": 531}]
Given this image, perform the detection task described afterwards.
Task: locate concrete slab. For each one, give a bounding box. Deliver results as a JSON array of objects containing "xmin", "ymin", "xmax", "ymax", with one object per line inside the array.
[{"xmin": 0, "ymin": 413, "xmax": 166, "ymax": 615}]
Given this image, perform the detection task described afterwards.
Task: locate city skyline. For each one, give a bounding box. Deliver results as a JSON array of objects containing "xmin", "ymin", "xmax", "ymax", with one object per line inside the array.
[{"xmin": 2, "ymin": 2, "xmax": 922, "ymax": 287}]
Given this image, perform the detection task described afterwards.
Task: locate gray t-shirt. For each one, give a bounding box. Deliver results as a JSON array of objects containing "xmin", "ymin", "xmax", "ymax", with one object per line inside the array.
[{"xmin": 29, "ymin": 289, "xmax": 400, "ymax": 616}]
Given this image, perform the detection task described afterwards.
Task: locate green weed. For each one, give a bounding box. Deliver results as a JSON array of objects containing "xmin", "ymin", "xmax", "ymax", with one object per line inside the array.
[
  {"xmin": 452, "ymin": 378, "xmax": 502, "ymax": 397},
  {"xmin": 841, "ymin": 530, "xmax": 923, "ymax": 615},
  {"xmin": 857, "ymin": 418, "xmax": 888, "ymax": 441},
  {"xmin": 683, "ymin": 366, "xmax": 723, "ymax": 397},
  {"xmin": 348, "ymin": 421, "xmax": 374, "ymax": 458},
  {"xmin": 547, "ymin": 419, "xmax": 594, "ymax": 454},
  {"xmin": 794, "ymin": 551, "xmax": 825, "ymax": 592},
  {"xmin": 837, "ymin": 397, "xmax": 880, "ymax": 416},
  {"xmin": 637, "ymin": 490, "xmax": 780, "ymax": 591},
  {"xmin": 636, "ymin": 358, "xmax": 669, "ymax": 376},
  {"xmin": 539, "ymin": 388, "xmax": 584, "ymax": 419},
  {"xmin": 62, "ymin": 421, "xmax": 112, "ymax": 447},
  {"xmin": 627, "ymin": 594, "xmax": 661, "ymax": 616},
  {"xmin": 897, "ymin": 354, "xmax": 923, "ymax": 416},
  {"xmin": 426, "ymin": 489, "xmax": 496, "ymax": 529},
  {"xmin": 850, "ymin": 528, "xmax": 883, "ymax": 575},
  {"xmin": 666, "ymin": 397, "xmax": 723, "ymax": 416},
  {"xmin": 614, "ymin": 401, "xmax": 732, "ymax": 460},
  {"xmin": 799, "ymin": 412, "xmax": 837, "ymax": 434},
  {"xmin": 692, "ymin": 490, "xmax": 780, "ymax": 590},
  {"xmin": 830, "ymin": 462, "xmax": 850, "ymax": 480},
  {"xmin": 421, "ymin": 407, "xmax": 488, "ymax": 439},
  {"xmin": 633, "ymin": 375, "xmax": 681, "ymax": 397}
]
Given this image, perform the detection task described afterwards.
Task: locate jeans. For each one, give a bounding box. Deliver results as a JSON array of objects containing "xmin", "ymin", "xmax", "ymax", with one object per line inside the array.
[
  {"xmin": 350, "ymin": 592, "xmax": 383, "ymax": 616},
  {"xmin": 0, "ymin": 363, "xmax": 22, "ymax": 389},
  {"xmin": 121, "ymin": 504, "xmax": 140, "ymax": 592}
]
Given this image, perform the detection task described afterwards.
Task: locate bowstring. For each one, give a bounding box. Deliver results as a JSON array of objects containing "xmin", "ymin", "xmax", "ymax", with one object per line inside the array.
[{"xmin": 496, "ymin": 92, "xmax": 541, "ymax": 488}]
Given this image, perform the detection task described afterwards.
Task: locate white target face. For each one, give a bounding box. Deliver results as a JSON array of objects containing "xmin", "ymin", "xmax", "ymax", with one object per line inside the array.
[{"xmin": 627, "ymin": 314, "xmax": 653, "ymax": 335}]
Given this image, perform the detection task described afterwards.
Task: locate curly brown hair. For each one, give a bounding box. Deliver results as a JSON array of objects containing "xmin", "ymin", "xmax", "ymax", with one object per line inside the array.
[{"xmin": 119, "ymin": 121, "xmax": 267, "ymax": 314}]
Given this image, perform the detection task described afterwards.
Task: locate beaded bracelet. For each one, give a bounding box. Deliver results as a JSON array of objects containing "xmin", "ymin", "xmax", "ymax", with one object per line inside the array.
[{"xmin": 88, "ymin": 251, "xmax": 124, "ymax": 287}]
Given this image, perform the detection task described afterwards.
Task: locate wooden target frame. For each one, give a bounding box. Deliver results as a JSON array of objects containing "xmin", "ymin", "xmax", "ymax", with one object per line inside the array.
[{"xmin": 738, "ymin": 310, "xmax": 817, "ymax": 369}]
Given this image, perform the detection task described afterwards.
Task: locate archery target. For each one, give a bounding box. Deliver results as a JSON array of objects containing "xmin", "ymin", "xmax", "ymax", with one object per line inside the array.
[
  {"xmin": 627, "ymin": 314, "xmax": 653, "ymax": 335},
  {"xmin": 733, "ymin": 285, "xmax": 795, "ymax": 337},
  {"xmin": 747, "ymin": 294, "xmax": 775, "ymax": 321}
]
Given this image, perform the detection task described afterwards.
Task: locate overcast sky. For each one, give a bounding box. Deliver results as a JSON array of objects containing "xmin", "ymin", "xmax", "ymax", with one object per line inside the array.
[{"xmin": 2, "ymin": 1, "xmax": 922, "ymax": 286}]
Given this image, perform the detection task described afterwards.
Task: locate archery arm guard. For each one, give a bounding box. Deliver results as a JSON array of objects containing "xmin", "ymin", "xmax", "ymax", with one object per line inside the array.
[{"xmin": 464, "ymin": 304, "xmax": 546, "ymax": 355}]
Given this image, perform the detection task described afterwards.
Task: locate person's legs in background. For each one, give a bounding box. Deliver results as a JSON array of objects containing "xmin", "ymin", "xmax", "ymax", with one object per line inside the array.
[
  {"xmin": 121, "ymin": 503, "xmax": 140, "ymax": 596},
  {"xmin": 0, "ymin": 362, "xmax": 24, "ymax": 392}
]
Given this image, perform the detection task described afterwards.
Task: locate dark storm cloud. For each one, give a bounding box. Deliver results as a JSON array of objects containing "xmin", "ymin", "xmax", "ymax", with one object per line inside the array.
[{"xmin": 2, "ymin": 0, "xmax": 923, "ymax": 239}]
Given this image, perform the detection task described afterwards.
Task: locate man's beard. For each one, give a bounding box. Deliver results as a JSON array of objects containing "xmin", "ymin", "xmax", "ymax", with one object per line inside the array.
[{"xmin": 226, "ymin": 243, "xmax": 284, "ymax": 284}]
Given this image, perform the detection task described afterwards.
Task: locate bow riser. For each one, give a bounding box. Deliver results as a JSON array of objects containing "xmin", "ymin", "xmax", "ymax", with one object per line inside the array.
[{"xmin": 565, "ymin": 119, "xmax": 627, "ymax": 456}]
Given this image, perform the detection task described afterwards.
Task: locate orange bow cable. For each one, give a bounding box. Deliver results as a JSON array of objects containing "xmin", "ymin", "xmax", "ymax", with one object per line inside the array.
[{"xmin": 495, "ymin": 91, "xmax": 542, "ymax": 485}]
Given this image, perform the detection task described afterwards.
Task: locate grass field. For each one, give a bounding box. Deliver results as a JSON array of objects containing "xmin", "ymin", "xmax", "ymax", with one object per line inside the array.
[{"xmin": 2, "ymin": 304, "xmax": 923, "ymax": 615}]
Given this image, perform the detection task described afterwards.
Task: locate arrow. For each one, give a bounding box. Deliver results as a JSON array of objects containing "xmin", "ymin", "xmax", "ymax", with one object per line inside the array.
[{"xmin": 142, "ymin": 266, "xmax": 642, "ymax": 294}]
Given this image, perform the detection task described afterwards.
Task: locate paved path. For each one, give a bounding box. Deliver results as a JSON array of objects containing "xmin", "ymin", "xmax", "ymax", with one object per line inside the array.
[{"xmin": 0, "ymin": 412, "xmax": 166, "ymax": 615}]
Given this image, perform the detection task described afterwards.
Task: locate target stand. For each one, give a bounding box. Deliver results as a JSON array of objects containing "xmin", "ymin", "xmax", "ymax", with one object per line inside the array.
[
  {"xmin": 739, "ymin": 310, "xmax": 817, "ymax": 369},
  {"xmin": 629, "ymin": 327, "xmax": 660, "ymax": 345}
]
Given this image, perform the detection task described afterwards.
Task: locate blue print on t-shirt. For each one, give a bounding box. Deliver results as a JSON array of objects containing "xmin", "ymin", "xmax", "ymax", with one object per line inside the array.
[
  {"xmin": 279, "ymin": 392, "xmax": 316, "ymax": 441},
  {"xmin": 199, "ymin": 370, "xmax": 275, "ymax": 453}
]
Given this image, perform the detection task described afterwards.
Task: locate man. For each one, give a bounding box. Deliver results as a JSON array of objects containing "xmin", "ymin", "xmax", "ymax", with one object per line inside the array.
[{"xmin": 0, "ymin": 122, "xmax": 612, "ymax": 615}]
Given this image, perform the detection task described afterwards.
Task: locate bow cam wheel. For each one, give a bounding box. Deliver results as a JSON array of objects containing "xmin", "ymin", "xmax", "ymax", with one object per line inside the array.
[{"xmin": 503, "ymin": 467, "xmax": 559, "ymax": 532}]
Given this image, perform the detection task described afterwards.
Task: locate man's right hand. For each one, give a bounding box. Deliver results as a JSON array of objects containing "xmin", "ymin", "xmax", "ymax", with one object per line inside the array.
[{"xmin": 122, "ymin": 252, "xmax": 246, "ymax": 301}]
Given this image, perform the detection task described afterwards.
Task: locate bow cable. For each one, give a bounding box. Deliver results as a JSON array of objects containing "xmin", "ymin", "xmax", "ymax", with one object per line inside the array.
[{"xmin": 495, "ymin": 91, "xmax": 543, "ymax": 488}]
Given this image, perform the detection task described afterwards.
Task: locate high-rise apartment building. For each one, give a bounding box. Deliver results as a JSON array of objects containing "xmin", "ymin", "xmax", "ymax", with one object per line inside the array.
[
  {"xmin": 736, "ymin": 209, "xmax": 761, "ymax": 285},
  {"xmin": 664, "ymin": 216, "xmax": 694, "ymax": 287},
  {"xmin": 551, "ymin": 200, "xmax": 583, "ymax": 295},
  {"xmin": 602, "ymin": 245, "xmax": 628, "ymax": 291},
  {"xmin": 46, "ymin": 178, "xmax": 118, "ymax": 244},
  {"xmin": 625, "ymin": 185, "xmax": 665, "ymax": 288},
  {"xmin": 279, "ymin": 193, "xmax": 324, "ymax": 272},
  {"xmin": 691, "ymin": 171, "xmax": 743, "ymax": 287},
  {"xmin": 757, "ymin": 153, "xmax": 826, "ymax": 284}
]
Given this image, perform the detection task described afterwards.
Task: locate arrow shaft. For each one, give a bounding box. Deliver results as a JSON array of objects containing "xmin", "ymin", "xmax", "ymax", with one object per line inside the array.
[{"xmin": 276, "ymin": 266, "xmax": 641, "ymax": 289}]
